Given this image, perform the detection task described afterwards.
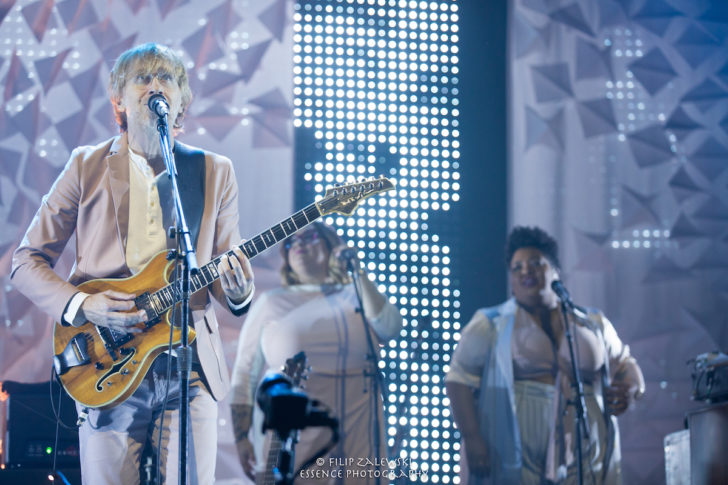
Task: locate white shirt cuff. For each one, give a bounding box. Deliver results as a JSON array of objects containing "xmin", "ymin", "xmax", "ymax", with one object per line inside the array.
[
  {"xmin": 226, "ymin": 284, "xmax": 255, "ymax": 311},
  {"xmin": 63, "ymin": 292, "xmax": 91, "ymax": 327}
]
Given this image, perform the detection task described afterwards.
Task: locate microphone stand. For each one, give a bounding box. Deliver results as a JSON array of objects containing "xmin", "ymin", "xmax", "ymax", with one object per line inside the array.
[
  {"xmin": 274, "ymin": 431, "xmax": 298, "ymax": 485},
  {"xmin": 155, "ymin": 110, "xmax": 199, "ymax": 485},
  {"xmin": 558, "ymin": 297, "xmax": 590, "ymax": 485},
  {"xmin": 348, "ymin": 260, "xmax": 387, "ymax": 485}
]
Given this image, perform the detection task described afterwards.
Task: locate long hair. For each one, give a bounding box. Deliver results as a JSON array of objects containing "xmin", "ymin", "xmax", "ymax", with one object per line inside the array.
[{"xmin": 279, "ymin": 222, "xmax": 352, "ymax": 287}]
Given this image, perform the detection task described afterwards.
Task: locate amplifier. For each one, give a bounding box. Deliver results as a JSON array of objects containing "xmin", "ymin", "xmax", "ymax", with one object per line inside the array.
[
  {"xmin": 664, "ymin": 429, "xmax": 690, "ymax": 485},
  {"xmin": 690, "ymin": 352, "xmax": 728, "ymax": 403},
  {"xmin": 1, "ymin": 381, "xmax": 80, "ymax": 468}
]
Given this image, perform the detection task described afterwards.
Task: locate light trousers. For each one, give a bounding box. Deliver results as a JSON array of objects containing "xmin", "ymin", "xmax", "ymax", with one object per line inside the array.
[{"xmin": 77, "ymin": 354, "xmax": 218, "ymax": 485}]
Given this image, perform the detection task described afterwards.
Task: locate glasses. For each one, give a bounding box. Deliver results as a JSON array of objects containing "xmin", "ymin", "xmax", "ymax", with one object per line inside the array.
[
  {"xmin": 284, "ymin": 231, "xmax": 321, "ymax": 250},
  {"xmin": 510, "ymin": 257, "xmax": 547, "ymax": 274},
  {"xmin": 131, "ymin": 70, "xmax": 176, "ymax": 87}
]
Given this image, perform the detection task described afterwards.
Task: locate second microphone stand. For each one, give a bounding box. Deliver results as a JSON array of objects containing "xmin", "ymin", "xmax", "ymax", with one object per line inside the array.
[
  {"xmin": 154, "ymin": 107, "xmax": 199, "ymax": 485},
  {"xmin": 349, "ymin": 260, "xmax": 387, "ymax": 485},
  {"xmin": 558, "ymin": 298, "xmax": 590, "ymax": 485}
]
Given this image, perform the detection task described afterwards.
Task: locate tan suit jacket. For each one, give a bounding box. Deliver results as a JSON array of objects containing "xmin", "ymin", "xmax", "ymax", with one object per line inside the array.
[{"xmin": 11, "ymin": 133, "xmax": 244, "ymax": 400}]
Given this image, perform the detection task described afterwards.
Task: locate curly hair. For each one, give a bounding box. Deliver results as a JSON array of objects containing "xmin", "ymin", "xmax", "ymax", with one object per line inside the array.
[
  {"xmin": 279, "ymin": 222, "xmax": 352, "ymax": 287},
  {"xmin": 108, "ymin": 43, "xmax": 193, "ymax": 132},
  {"xmin": 505, "ymin": 226, "xmax": 561, "ymax": 270}
]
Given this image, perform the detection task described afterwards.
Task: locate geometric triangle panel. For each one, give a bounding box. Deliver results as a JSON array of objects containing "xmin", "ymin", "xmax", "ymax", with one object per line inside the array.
[
  {"xmin": 101, "ymin": 34, "xmax": 140, "ymax": 68},
  {"xmin": 620, "ymin": 185, "xmax": 660, "ymax": 228},
  {"xmin": 668, "ymin": 165, "xmax": 703, "ymax": 203},
  {"xmin": 664, "ymin": 106, "xmax": 703, "ymax": 140},
  {"xmin": 197, "ymin": 69, "xmax": 242, "ymax": 99},
  {"xmin": 68, "ymin": 61, "xmax": 104, "ymax": 107},
  {"xmin": 513, "ymin": 11, "xmax": 544, "ymax": 59},
  {"xmin": 628, "ymin": 48, "xmax": 677, "ymax": 96},
  {"xmin": 207, "ymin": 0, "xmax": 243, "ymax": 38},
  {"xmin": 692, "ymin": 196, "xmax": 728, "ymax": 221},
  {"xmin": 56, "ymin": 0, "xmax": 99, "ymax": 34},
  {"xmin": 680, "ymin": 78, "xmax": 728, "ymax": 111},
  {"xmin": 3, "ymin": 50, "xmax": 35, "ymax": 101},
  {"xmin": 531, "ymin": 62, "xmax": 573, "ymax": 103},
  {"xmin": 182, "ymin": 23, "xmax": 225, "ymax": 68},
  {"xmin": 21, "ymin": 0, "xmax": 56, "ymax": 43},
  {"xmin": 525, "ymin": 106, "xmax": 564, "ymax": 151},
  {"xmin": 156, "ymin": 0, "xmax": 191, "ymax": 20},
  {"xmin": 258, "ymin": 0, "xmax": 288, "ymax": 42},
  {"xmin": 549, "ymin": 3, "xmax": 594, "ymax": 37},
  {"xmin": 55, "ymin": 109, "xmax": 96, "ymax": 152},
  {"xmin": 575, "ymin": 38, "xmax": 613, "ymax": 81},
  {"xmin": 34, "ymin": 49, "xmax": 72, "ymax": 94},
  {"xmin": 673, "ymin": 24, "xmax": 722, "ymax": 69},
  {"xmin": 575, "ymin": 98, "xmax": 617, "ymax": 138},
  {"xmin": 627, "ymin": 125, "xmax": 674, "ymax": 168},
  {"xmin": 598, "ymin": 0, "xmax": 627, "ymax": 30},
  {"xmin": 669, "ymin": 212, "xmax": 704, "ymax": 240},
  {"xmin": 251, "ymin": 109, "xmax": 291, "ymax": 148},
  {"xmin": 716, "ymin": 59, "xmax": 728, "ymax": 88},
  {"xmin": 1, "ymin": 0, "xmax": 17, "ymax": 26},
  {"xmin": 10, "ymin": 97, "xmax": 51, "ymax": 144},
  {"xmin": 688, "ymin": 137, "xmax": 728, "ymax": 179},
  {"xmin": 721, "ymin": 113, "xmax": 728, "ymax": 136},
  {"xmin": 22, "ymin": 150, "xmax": 63, "ymax": 194},
  {"xmin": 697, "ymin": 3, "xmax": 728, "ymax": 41},
  {"xmin": 632, "ymin": 0, "xmax": 682, "ymax": 36},
  {"xmin": 87, "ymin": 19, "xmax": 123, "ymax": 51},
  {"xmin": 0, "ymin": 146, "xmax": 23, "ymax": 180},
  {"xmin": 188, "ymin": 105, "xmax": 243, "ymax": 142},
  {"xmin": 249, "ymin": 87, "xmax": 290, "ymax": 111},
  {"xmin": 236, "ymin": 39, "xmax": 273, "ymax": 83}
]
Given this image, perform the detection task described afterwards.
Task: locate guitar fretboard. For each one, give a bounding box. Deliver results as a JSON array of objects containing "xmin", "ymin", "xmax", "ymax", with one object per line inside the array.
[{"xmin": 148, "ymin": 203, "xmax": 322, "ymax": 315}]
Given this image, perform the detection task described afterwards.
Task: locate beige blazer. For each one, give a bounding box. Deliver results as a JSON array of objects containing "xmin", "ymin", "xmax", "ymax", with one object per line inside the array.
[{"xmin": 11, "ymin": 133, "xmax": 244, "ymax": 400}]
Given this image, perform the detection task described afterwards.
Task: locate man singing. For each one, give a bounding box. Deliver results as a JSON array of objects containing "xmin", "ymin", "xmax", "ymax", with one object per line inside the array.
[{"xmin": 11, "ymin": 43, "xmax": 254, "ymax": 484}]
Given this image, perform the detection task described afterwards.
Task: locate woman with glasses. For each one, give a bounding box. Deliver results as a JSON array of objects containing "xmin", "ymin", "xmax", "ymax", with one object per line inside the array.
[
  {"xmin": 446, "ymin": 226, "xmax": 644, "ymax": 485},
  {"xmin": 230, "ymin": 222, "xmax": 403, "ymax": 484}
]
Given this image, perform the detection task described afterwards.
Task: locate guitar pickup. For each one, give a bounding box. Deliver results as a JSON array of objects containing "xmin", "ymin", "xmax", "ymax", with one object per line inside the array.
[{"xmin": 54, "ymin": 333, "xmax": 91, "ymax": 376}]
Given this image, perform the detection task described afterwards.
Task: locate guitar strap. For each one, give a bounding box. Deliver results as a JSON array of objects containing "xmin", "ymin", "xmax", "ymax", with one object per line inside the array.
[{"xmin": 156, "ymin": 142, "xmax": 206, "ymax": 250}]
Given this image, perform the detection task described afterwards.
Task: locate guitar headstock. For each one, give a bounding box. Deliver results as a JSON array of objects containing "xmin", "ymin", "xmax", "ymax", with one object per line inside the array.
[
  {"xmin": 282, "ymin": 351, "xmax": 309, "ymax": 388},
  {"xmin": 316, "ymin": 176, "xmax": 395, "ymax": 216}
]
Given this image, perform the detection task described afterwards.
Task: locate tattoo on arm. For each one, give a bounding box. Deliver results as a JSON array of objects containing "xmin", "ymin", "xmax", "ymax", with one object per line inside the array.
[{"xmin": 231, "ymin": 404, "xmax": 253, "ymax": 443}]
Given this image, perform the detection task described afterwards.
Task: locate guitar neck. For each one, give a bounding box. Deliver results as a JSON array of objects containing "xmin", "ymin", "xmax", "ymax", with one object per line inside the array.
[
  {"xmin": 258, "ymin": 435, "xmax": 283, "ymax": 485},
  {"xmin": 149, "ymin": 202, "xmax": 322, "ymax": 314}
]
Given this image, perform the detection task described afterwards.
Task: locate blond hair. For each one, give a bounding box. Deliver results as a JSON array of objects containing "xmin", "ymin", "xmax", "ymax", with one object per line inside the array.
[{"xmin": 108, "ymin": 43, "xmax": 192, "ymax": 132}]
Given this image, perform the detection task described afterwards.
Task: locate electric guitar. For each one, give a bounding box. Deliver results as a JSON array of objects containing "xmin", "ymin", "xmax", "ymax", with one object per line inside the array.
[
  {"xmin": 52, "ymin": 177, "xmax": 394, "ymax": 409},
  {"xmin": 257, "ymin": 351, "xmax": 309, "ymax": 485}
]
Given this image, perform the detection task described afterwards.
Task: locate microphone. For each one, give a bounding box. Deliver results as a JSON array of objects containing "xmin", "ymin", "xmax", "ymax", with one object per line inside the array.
[
  {"xmin": 551, "ymin": 280, "xmax": 574, "ymax": 308},
  {"xmin": 338, "ymin": 248, "xmax": 359, "ymax": 273},
  {"xmin": 147, "ymin": 93, "xmax": 169, "ymax": 117}
]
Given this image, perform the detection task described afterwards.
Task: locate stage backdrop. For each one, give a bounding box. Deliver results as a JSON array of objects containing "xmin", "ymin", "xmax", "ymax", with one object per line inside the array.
[
  {"xmin": 0, "ymin": 0, "xmax": 294, "ymax": 482},
  {"xmin": 509, "ymin": 0, "xmax": 728, "ymax": 483}
]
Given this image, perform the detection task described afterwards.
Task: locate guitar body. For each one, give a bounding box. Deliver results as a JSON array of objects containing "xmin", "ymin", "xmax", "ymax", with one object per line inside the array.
[
  {"xmin": 53, "ymin": 251, "xmax": 196, "ymax": 409},
  {"xmin": 51, "ymin": 177, "xmax": 394, "ymax": 410}
]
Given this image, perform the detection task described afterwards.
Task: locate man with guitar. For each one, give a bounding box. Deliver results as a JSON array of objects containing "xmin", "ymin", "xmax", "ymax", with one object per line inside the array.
[{"xmin": 11, "ymin": 43, "xmax": 254, "ymax": 484}]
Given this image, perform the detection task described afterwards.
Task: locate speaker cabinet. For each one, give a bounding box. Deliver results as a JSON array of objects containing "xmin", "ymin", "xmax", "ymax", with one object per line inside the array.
[
  {"xmin": 688, "ymin": 401, "xmax": 728, "ymax": 485},
  {"xmin": 1, "ymin": 381, "xmax": 80, "ymax": 469}
]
